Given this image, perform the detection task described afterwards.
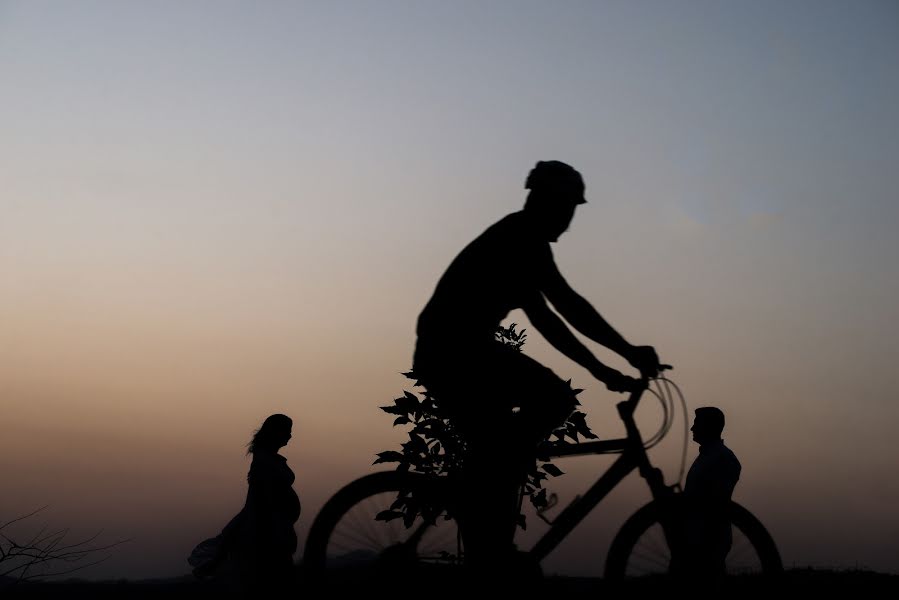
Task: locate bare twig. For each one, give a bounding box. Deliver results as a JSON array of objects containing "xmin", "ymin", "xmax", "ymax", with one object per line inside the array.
[{"xmin": 0, "ymin": 508, "xmax": 129, "ymax": 586}]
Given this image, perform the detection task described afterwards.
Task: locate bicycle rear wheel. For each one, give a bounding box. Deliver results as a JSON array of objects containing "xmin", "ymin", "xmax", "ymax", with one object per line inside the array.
[
  {"xmin": 604, "ymin": 499, "xmax": 782, "ymax": 581},
  {"xmin": 303, "ymin": 471, "xmax": 462, "ymax": 581}
]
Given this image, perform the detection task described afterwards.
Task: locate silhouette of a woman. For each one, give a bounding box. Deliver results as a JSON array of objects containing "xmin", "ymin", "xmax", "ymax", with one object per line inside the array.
[
  {"xmin": 240, "ymin": 413, "xmax": 301, "ymax": 588},
  {"xmin": 191, "ymin": 414, "xmax": 300, "ymax": 592}
]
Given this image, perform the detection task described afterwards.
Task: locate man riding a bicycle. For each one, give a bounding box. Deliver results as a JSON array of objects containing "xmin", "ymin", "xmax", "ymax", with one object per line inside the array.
[{"xmin": 413, "ymin": 160, "xmax": 661, "ymax": 574}]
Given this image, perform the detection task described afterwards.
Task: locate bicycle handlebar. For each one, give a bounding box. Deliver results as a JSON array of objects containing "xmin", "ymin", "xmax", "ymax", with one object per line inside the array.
[
  {"xmin": 618, "ymin": 363, "xmax": 672, "ymax": 418},
  {"xmin": 646, "ymin": 363, "xmax": 673, "ymax": 380}
]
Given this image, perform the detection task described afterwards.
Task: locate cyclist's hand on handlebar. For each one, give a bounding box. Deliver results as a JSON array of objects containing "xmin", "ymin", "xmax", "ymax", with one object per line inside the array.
[
  {"xmin": 607, "ymin": 374, "xmax": 640, "ymax": 393},
  {"xmin": 593, "ymin": 366, "xmax": 640, "ymax": 394},
  {"xmin": 627, "ymin": 345, "xmax": 662, "ymax": 379}
]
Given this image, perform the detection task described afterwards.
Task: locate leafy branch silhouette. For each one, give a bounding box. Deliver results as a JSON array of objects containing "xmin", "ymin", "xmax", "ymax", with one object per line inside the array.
[{"xmin": 374, "ymin": 324, "xmax": 597, "ymax": 529}]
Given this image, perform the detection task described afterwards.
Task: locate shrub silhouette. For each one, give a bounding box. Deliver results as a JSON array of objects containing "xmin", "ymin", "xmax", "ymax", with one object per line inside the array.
[{"xmin": 374, "ymin": 324, "xmax": 597, "ymax": 529}]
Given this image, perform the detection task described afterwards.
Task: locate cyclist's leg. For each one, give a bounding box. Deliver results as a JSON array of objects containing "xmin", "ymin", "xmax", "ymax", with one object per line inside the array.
[
  {"xmin": 412, "ymin": 343, "xmax": 575, "ymax": 575},
  {"xmin": 461, "ymin": 347, "xmax": 578, "ymax": 573},
  {"xmin": 501, "ymin": 347, "xmax": 579, "ymax": 445},
  {"xmin": 412, "ymin": 343, "xmax": 512, "ymax": 572},
  {"xmin": 428, "ymin": 344, "xmax": 524, "ymax": 572},
  {"xmin": 458, "ymin": 421, "xmax": 520, "ymax": 573}
]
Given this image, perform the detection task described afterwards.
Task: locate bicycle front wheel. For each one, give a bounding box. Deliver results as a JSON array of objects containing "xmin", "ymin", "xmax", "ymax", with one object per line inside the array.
[
  {"xmin": 302, "ymin": 471, "xmax": 462, "ymax": 580},
  {"xmin": 604, "ymin": 499, "xmax": 782, "ymax": 581}
]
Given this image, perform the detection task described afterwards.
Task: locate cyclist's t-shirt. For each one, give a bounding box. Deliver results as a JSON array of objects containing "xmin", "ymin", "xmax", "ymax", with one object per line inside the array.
[
  {"xmin": 416, "ymin": 210, "xmax": 554, "ymax": 350},
  {"xmin": 413, "ymin": 210, "xmax": 577, "ymax": 442}
]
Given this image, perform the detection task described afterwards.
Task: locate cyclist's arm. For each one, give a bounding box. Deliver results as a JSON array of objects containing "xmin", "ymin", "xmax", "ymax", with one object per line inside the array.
[
  {"xmin": 539, "ymin": 257, "xmax": 661, "ymax": 378},
  {"xmin": 522, "ymin": 293, "xmax": 623, "ymax": 385},
  {"xmin": 539, "ymin": 260, "xmax": 634, "ymax": 358}
]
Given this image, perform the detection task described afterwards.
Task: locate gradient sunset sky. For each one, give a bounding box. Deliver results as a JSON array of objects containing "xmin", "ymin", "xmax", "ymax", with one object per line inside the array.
[{"xmin": 2, "ymin": 1, "xmax": 898, "ymax": 579}]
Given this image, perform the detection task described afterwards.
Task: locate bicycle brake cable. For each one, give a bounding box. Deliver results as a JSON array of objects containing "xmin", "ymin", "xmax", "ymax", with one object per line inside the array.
[
  {"xmin": 658, "ymin": 377, "xmax": 689, "ymax": 487},
  {"xmin": 640, "ymin": 377, "xmax": 689, "ymax": 489}
]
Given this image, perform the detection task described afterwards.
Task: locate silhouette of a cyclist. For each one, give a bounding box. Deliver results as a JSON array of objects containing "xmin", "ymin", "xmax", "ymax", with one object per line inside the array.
[{"xmin": 413, "ymin": 160, "xmax": 661, "ymax": 575}]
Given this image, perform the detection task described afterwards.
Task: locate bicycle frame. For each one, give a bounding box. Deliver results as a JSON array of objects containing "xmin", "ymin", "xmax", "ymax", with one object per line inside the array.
[
  {"xmin": 304, "ymin": 374, "xmax": 782, "ymax": 578},
  {"xmin": 527, "ymin": 380, "xmax": 673, "ymax": 562}
]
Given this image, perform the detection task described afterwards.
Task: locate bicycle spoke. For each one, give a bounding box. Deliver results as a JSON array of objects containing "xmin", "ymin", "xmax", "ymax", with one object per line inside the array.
[
  {"xmin": 359, "ymin": 495, "xmax": 393, "ymax": 545},
  {"xmin": 417, "ymin": 518, "xmax": 460, "ymax": 560},
  {"xmin": 726, "ymin": 527, "xmax": 761, "ymax": 574},
  {"xmin": 344, "ymin": 503, "xmax": 384, "ymax": 549},
  {"xmin": 320, "ymin": 484, "xmax": 462, "ymax": 569},
  {"xmin": 629, "ymin": 548, "xmax": 670, "ymax": 572},
  {"xmin": 641, "ymin": 525, "xmax": 670, "ymax": 558},
  {"xmin": 344, "ymin": 507, "xmax": 378, "ymax": 545},
  {"xmin": 327, "ymin": 492, "xmax": 401, "ymax": 562},
  {"xmin": 621, "ymin": 524, "xmax": 671, "ymax": 577},
  {"xmin": 330, "ymin": 523, "xmax": 382, "ymax": 552}
]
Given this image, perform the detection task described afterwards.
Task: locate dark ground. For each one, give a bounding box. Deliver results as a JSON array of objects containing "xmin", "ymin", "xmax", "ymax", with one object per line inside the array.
[{"xmin": 3, "ymin": 568, "xmax": 898, "ymax": 598}]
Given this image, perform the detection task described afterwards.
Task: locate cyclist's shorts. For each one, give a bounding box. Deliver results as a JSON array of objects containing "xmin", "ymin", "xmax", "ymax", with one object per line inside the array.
[{"xmin": 413, "ymin": 340, "xmax": 578, "ymax": 443}]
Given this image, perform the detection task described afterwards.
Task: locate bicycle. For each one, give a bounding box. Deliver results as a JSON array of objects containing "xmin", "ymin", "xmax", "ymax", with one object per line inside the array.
[{"xmin": 302, "ymin": 372, "xmax": 782, "ymax": 581}]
